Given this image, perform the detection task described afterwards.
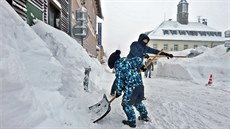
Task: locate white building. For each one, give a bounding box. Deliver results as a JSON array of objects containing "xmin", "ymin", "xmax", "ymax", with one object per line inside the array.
[{"xmin": 147, "ymin": 0, "xmax": 225, "ymax": 51}]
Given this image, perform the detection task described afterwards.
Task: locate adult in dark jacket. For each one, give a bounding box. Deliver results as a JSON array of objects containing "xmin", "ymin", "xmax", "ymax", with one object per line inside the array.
[
  {"xmin": 127, "ymin": 33, "xmax": 173, "ymax": 61},
  {"xmin": 108, "ymin": 50, "xmax": 121, "ymax": 95},
  {"xmin": 127, "ymin": 33, "xmax": 173, "ymax": 100}
]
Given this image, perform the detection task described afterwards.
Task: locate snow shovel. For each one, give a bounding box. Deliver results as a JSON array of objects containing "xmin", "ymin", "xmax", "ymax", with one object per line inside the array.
[{"xmin": 89, "ymin": 94, "xmax": 116, "ymax": 123}]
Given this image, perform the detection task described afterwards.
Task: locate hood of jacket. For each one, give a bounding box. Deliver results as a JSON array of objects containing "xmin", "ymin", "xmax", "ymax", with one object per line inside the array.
[{"xmin": 138, "ymin": 33, "xmax": 150, "ymax": 43}]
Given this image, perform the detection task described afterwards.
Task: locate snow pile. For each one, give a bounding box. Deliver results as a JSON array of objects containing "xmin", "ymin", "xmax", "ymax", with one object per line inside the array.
[
  {"xmin": 31, "ymin": 20, "xmax": 104, "ymax": 95},
  {"xmin": 156, "ymin": 45, "xmax": 230, "ymax": 84},
  {"xmin": 0, "ymin": 1, "xmax": 104, "ymax": 128},
  {"xmin": 0, "ymin": 1, "xmax": 62, "ymax": 128}
]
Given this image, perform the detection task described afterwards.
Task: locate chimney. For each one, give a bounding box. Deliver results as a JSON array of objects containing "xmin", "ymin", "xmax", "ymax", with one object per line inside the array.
[
  {"xmin": 202, "ymin": 19, "xmax": 207, "ymax": 25},
  {"xmin": 197, "ymin": 16, "xmax": 201, "ymax": 23}
]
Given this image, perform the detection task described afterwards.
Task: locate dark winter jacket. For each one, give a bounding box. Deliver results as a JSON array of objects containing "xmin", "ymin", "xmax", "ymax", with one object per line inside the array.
[
  {"xmin": 114, "ymin": 57, "xmax": 144, "ymax": 98},
  {"xmin": 127, "ymin": 34, "xmax": 159, "ymax": 61}
]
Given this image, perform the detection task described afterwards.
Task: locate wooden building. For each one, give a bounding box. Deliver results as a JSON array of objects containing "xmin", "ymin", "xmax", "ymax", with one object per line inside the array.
[{"xmin": 6, "ymin": 0, "xmax": 103, "ymax": 58}]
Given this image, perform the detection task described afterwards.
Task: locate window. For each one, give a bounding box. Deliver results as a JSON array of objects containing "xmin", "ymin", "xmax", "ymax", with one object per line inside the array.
[
  {"xmin": 163, "ymin": 30, "xmax": 169, "ymax": 35},
  {"xmin": 192, "ymin": 31, "xmax": 198, "ymax": 36},
  {"xmin": 187, "ymin": 31, "xmax": 198, "ymax": 36},
  {"xmin": 184, "ymin": 45, "xmax": 188, "ymax": 50},
  {"xmin": 48, "ymin": 3, "xmax": 61, "ymax": 29},
  {"xmin": 225, "ymin": 31, "xmax": 230, "ymax": 38},
  {"xmin": 210, "ymin": 32, "xmax": 214, "ymax": 36},
  {"xmin": 179, "ymin": 30, "xmax": 186, "ymax": 35},
  {"xmin": 153, "ymin": 44, "xmax": 158, "ymax": 49},
  {"xmin": 217, "ymin": 32, "xmax": 222, "ymax": 37},
  {"xmin": 182, "ymin": 4, "xmax": 188, "ymax": 12},
  {"xmin": 170, "ymin": 30, "xmax": 177, "ymax": 35},
  {"xmin": 163, "ymin": 44, "xmax": 168, "ymax": 51},
  {"xmin": 207, "ymin": 32, "xmax": 211, "ymax": 36},
  {"xmin": 174, "ymin": 44, "xmax": 178, "ymax": 51},
  {"xmin": 199, "ymin": 31, "xmax": 206, "ymax": 36}
]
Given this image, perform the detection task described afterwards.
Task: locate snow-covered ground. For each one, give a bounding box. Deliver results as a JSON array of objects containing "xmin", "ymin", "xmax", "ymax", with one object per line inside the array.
[{"xmin": 1, "ymin": 1, "xmax": 230, "ymax": 129}]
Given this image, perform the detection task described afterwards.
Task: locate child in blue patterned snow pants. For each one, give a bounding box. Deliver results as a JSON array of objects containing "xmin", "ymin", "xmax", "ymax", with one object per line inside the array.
[{"xmin": 108, "ymin": 56, "xmax": 150, "ymax": 128}]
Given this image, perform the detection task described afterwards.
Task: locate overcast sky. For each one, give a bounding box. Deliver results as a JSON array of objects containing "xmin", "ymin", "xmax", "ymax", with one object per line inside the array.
[{"xmin": 98, "ymin": 0, "xmax": 230, "ymax": 56}]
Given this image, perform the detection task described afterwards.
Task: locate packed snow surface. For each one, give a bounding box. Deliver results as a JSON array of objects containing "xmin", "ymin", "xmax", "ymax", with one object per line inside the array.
[{"xmin": 1, "ymin": 1, "xmax": 230, "ymax": 129}]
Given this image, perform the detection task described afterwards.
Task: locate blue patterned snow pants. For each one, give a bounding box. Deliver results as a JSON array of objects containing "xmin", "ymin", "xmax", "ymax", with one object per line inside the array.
[{"xmin": 121, "ymin": 85, "xmax": 148, "ymax": 123}]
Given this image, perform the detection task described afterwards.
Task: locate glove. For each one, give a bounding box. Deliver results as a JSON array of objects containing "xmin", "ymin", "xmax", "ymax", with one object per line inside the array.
[
  {"xmin": 140, "ymin": 65, "xmax": 147, "ymax": 72},
  {"xmin": 144, "ymin": 54, "xmax": 149, "ymax": 59},
  {"xmin": 115, "ymin": 92, "xmax": 121, "ymax": 98},
  {"xmin": 162, "ymin": 52, "xmax": 173, "ymax": 59}
]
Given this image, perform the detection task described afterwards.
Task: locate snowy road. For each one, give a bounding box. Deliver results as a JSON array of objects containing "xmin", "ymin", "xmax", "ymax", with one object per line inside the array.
[
  {"xmin": 91, "ymin": 70, "xmax": 230, "ymax": 129},
  {"xmin": 145, "ymin": 78, "xmax": 230, "ymax": 129}
]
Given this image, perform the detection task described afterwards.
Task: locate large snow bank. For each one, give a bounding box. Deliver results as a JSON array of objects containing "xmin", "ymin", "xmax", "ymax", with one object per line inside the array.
[
  {"xmin": 156, "ymin": 46, "xmax": 230, "ymax": 84},
  {"xmin": 0, "ymin": 1, "xmax": 62, "ymax": 128},
  {"xmin": 31, "ymin": 20, "xmax": 104, "ymax": 96},
  {"xmin": 0, "ymin": 1, "xmax": 105, "ymax": 128}
]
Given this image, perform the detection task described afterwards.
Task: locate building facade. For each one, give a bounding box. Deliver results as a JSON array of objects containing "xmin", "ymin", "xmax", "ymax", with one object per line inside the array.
[
  {"xmin": 6, "ymin": 0, "xmax": 70, "ymax": 33},
  {"xmin": 6, "ymin": 0, "xmax": 103, "ymax": 58},
  {"xmin": 70, "ymin": 0, "xmax": 103, "ymax": 57},
  {"xmin": 147, "ymin": 0, "xmax": 225, "ymax": 51}
]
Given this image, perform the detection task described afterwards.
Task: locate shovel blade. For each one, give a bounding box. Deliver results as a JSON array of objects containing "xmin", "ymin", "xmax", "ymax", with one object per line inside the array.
[{"xmin": 89, "ymin": 94, "xmax": 111, "ymax": 123}]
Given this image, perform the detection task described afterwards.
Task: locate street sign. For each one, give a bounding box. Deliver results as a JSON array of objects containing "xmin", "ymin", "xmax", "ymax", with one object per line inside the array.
[
  {"xmin": 72, "ymin": 6, "xmax": 89, "ymax": 46},
  {"xmin": 72, "ymin": 24, "xmax": 88, "ymax": 39},
  {"xmin": 76, "ymin": 10, "xmax": 88, "ymax": 23}
]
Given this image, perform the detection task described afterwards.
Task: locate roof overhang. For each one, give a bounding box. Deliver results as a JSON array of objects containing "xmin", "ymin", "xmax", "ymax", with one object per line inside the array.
[
  {"xmin": 95, "ymin": 0, "xmax": 103, "ymax": 19},
  {"xmin": 150, "ymin": 37, "xmax": 225, "ymax": 42}
]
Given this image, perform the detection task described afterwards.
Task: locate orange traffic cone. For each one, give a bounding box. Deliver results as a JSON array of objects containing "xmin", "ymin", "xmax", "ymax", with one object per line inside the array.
[{"xmin": 207, "ymin": 74, "xmax": 213, "ymax": 85}]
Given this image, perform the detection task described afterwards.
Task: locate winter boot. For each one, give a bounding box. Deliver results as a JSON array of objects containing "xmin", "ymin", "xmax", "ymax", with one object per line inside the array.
[
  {"xmin": 122, "ymin": 120, "xmax": 136, "ymax": 128},
  {"xmin": 110, "ymin": 90, "xmax": 115, "ymax": 96},
  {"xmin": 138, "ymin": 116, "xmax": 151, "ymax": 122},
  {"xmin": 110, "ymin": 92, "xmax": 115, "ymax": 96}
]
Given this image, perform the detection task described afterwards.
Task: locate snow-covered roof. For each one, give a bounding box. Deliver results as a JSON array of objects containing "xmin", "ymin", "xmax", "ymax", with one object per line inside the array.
[{"xmin": 148, "ymin": 20, "xmax": 225, "ymax": 42}]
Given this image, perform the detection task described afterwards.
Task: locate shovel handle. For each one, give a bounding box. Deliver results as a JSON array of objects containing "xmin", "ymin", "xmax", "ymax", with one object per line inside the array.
[
  {"xmin": 153, "ymin": 55, "xmax": 188, "ymax": 58},
  {"xmin": 109, "ymin": 96, "xmax": 116, "ymax": 103},
  {"xmin": 144, "ymin": 49, "xmax": 163, "ymax": 69}
]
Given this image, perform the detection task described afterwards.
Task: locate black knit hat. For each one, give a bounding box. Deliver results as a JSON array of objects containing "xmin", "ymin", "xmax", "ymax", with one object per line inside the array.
[
  {"xmin": 108, "ymin": 50, "xmax": 121, "ymax": 69},
  {"xmin": 115, "ymin": 50, "xmax": 121, "ymax": 55}
]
